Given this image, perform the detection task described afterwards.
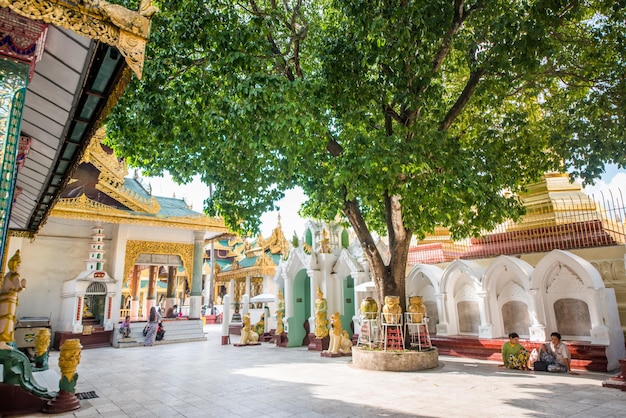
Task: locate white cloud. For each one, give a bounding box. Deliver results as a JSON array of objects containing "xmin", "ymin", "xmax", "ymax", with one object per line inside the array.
[{"xmin": 583, "ymin": 172, "xmax": 626, "ymax": 202}]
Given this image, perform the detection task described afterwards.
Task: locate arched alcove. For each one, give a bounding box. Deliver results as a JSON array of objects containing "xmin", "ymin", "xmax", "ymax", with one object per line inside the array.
[
  {"xmin": 483, "ymin": 256, "xmax": 534, "ymax": 338},
  {"xmin": 438, "ymin": 260, "xmax": 484, "ymax": 336},
  {"xmin": 406, "ymin": 264, "xmax": 443, "ymax": 334}
]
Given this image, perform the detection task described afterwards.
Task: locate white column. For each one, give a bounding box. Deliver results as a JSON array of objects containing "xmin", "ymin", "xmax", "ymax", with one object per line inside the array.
[
  {"xmin": 477, "ymin": 291, "xmax": 494, "ymax": 338},
  {"xmin": 435, "ymin": 292, "xmax": 449, "ymax": 335}
]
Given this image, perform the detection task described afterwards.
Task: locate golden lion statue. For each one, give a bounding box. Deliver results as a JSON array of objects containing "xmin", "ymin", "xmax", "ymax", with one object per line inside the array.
[
  {"xmin": 327, "ymin": 312, "xmax": 352, "ymax": 354},
  {"xmin": 238, "ymin": 313, "xmax": 259, "ymax": 345}
]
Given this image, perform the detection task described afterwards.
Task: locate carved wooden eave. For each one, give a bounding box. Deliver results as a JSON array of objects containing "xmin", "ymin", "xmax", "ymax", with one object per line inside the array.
[
  {"xmin": 79, "ymin": 128, "xmax": 162, "ymax": 214},
  {"xmin": 50, "ymin": 194, "xmax": 229, "ymax": 233},
  {"xmin": 81, "ymin": 129, "xmax": 128, "ymax": 182},
  {"xmin": 0, "ymin": 0, "xmax": 157, "ymax": 79}
]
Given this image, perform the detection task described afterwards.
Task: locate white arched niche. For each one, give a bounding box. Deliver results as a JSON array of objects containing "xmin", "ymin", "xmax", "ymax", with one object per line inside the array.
[
  {"xmin": 406, "ymin": 264, "xmax": 443, "ymax": 334},
  {"xmin": 438, "ymin": 260, "xmax": 485, "ymax": 336}
]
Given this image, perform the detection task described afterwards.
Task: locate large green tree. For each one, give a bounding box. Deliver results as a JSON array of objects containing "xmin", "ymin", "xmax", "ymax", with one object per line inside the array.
[{"xmin": 108, "ymin": 0, "xmax": 626, "ymax": 307}]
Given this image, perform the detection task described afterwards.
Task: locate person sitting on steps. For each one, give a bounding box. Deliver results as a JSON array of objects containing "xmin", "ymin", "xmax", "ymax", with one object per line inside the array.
[
  {"xmin": 501, "ymin": 332, "xmax": 529, "ymax": 370},
  {"xmin": 539, "ymin": 332, "xmax": 577, "ymax": 375}
]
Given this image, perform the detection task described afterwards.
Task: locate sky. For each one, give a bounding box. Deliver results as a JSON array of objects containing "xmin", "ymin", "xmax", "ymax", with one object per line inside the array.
[
  {"xmin": 147, "ymin": 172, "xmax": 308, "ymax": 238},
  {"xmin": 146, "ymin": 164, "xmax": 626, "ymax": 240}
]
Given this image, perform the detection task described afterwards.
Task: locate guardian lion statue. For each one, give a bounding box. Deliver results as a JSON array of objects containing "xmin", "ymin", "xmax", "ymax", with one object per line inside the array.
[
  {"xmin": 326, "ymin": 312, "xmax": 353, "ymax": 355},
  {"xmin": 237, "ymin": 313, "xmax": 259, "ymax": 346}
]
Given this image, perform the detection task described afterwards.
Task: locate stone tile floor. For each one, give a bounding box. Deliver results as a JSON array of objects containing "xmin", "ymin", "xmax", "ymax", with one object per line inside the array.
[{"xmin": 22, "ymin": 325, "xmax": 626, "ymax": 417}]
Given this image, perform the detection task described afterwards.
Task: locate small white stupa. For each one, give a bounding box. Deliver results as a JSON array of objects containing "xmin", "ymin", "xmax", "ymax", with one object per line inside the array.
[{"xmin": 59, "ymin": 225, "xmax": 116, "ymax": 333}]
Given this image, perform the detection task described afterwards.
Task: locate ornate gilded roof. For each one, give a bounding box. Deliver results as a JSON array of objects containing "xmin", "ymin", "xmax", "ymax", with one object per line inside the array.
[{"xmin": 50, "ymin": 131, "xmax": 229, "ymax": 233}]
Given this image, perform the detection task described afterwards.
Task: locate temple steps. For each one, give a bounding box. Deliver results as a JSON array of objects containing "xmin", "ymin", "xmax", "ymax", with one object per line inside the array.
[
  {"xmin": 430, "ymin": 335, "xmax": 612, "ymax": 372},
  {"xmin": 112, "ymin": 319, "xmax": 206, "ymax": 348}
]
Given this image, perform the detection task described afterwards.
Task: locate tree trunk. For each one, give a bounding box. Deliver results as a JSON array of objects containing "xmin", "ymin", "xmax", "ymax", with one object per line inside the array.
[{"xmin": 344, "ymin": 196, "xmax": 412, "ymax": 313}]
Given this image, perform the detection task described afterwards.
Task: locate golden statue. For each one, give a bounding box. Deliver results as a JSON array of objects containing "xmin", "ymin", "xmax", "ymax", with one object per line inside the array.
[
  {"xmin": 407, "ymin": 296, "xmax": 427, "ymax": 323},
  {"xmin": 326, "ymin": 312, "xmax": 353, "ymax": 355},
  {"xmin": 382, "ymin": 295, "xmax": 402, "ymax": 324},
  {"xmin": 237, "ymin": 313, "xmax": 259, "ymax": 345},
  {"xmin": 319, "ymin": 229, "xmax": 331, "ymax": 254},
  {"xmin": 314, "ymin": 287, "xmax": 329, "ymax": 338},
  {"xmin": 253, "ymin": 312, "xmax": 265, "ymax": 336},
  {"xmin": 0, "ymin": 251, "xmax": 27, "ymax": 350},
  {"xmin": 82, "ymin": 299, "xmax": 94, "ymax": 319},
  {"xmin": 276, "ymin": 289, "xmax": 285, "ymax": 334}
]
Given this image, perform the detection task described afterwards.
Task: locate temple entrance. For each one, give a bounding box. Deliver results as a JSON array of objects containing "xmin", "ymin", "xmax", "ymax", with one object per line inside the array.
[
  {"xmin": 341, "ymin": 276, "xmax": 355, "ymax": 336},
  {"xmin": 287, "ymin": 269, "xmax": 310, "ymax": 347}
]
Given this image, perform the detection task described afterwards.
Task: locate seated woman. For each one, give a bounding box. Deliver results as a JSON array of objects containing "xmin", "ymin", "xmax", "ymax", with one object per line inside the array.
[
  {"xmin": 539, "ymin": 332, "xmax": 575, "ymax": 374},
  {"xmin": 119, "ymin": 315, "xmax": 132, "ymax": 338},
  {"xmin": 501, "ymin": 332, "xmax": 529, "ymax": 370}
]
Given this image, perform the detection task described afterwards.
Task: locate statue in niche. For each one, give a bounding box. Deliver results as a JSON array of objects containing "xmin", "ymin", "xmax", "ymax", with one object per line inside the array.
[
  {"xmin": 0, "ymin": 250, "xmax": 27, "ymax": 350},
  {"xmin": 276, "ymin": 289, "xmax": 285, "ymax": 334},
  {"xmin": 82, "ymin": 299, "xmax": 94, "ymax": 319},
  {"xmin": 314, "ymin": 287, "xmax": 329, "ymax": 338},
  {"xmin": 382, "ymin": 295, "xmax": 402, "ymax": 324}
]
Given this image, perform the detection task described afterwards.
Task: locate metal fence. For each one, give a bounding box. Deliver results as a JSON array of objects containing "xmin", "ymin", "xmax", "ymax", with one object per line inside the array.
[{"xmin": 409, "ymin": 189, "xmax": 626, "ymax": 264}]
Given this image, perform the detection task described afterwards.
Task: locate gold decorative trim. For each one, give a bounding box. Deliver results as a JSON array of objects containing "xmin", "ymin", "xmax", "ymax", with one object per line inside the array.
[
  {"xmin": 8, "ymin": 230, "xmax": 35, "ymax": 239},
  {"xmin": 81, "ymin": 129, "xmax": 162, "ymax": 213},
  {"xmin": 216, "ymin": 259, "xmax": 277, "ymax": 282},
  {"xmin": 50, "ymin": 195, "xmax": 229, "ymax": 232},
  {"xmin": 0, "ymin": 0, "xmax": 157, "ymax": 78},
  {"xmin": 81, "ymin": 128, "xmax": 127, "ymax": 181},
  {"xmin": 123, "ymin": 240, "xmax": 193, "ymax": 290},
  {"xmin": 94, "ymin": 179, "xmax": 161, "ymax": 214}
]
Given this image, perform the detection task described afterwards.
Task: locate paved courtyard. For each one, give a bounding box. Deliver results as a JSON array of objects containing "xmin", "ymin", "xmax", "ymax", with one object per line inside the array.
[{"xmin": 26, "ymin": 325, "xmax": 626, "ymax": 418}]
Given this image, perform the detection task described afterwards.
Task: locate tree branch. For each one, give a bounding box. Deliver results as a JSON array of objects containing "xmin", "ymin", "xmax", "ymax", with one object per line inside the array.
[
  {"xmin": 431, "ymin": 0, "xmax": 471, "ymax": 73},
  {"xmin": 439, "ymin": 68, "xmax": 485, "ymax": 131}
]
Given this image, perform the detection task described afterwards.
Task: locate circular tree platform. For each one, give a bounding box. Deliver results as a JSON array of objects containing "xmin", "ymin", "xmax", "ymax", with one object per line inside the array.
[{"xmin": 352, "ymin": 347, "xmax": 439, "ymax": 371}]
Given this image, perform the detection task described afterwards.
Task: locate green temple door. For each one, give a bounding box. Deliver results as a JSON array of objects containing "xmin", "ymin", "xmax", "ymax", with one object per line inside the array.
[
  {"xmin": 286, "ymin": 269, "xmax": 310, "ymax": 347},
  {"xmin": 342, "ymin": 276, "xmax": 355, "ymax": 337}
]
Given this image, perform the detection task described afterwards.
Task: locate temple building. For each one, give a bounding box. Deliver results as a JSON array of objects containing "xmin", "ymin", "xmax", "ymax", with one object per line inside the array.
[
  {"xmin": 210, "ymin": 220, "xmax": 291, "ymax": 334},
  {"xmin": 6, "ymin": 129, "xmax": 229, "ymax": 349}
]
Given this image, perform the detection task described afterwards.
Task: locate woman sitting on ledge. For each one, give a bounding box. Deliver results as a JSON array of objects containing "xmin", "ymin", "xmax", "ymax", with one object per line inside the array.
[{"xmin": 501, "ymin": 332, "xmax": 529, "ymax": 370}]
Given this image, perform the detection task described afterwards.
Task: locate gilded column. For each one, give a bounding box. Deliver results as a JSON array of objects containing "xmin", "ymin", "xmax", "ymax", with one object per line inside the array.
[{"xmin": 130, "ymin": 265, "xmax": 140, "ymax": 318}]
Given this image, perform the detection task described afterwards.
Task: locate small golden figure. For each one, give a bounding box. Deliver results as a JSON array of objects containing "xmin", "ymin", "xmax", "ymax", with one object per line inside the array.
[
  {"xmin": 382, "ymin": 295, "xmax": 402, "ymax": 324},
  {"xmin": 314, "ymin": 287, "xmax": 329, "ymax": 338},
  {"xmin": 0, "ymin": 251, "xmax": 27, "ymax": 350},
  {"xmin": 276, "ymin": 290, "xmax": 285, "ymax": 334},
  {"xmin": 407, "ymin": 296, "xmax": 427, "ymax": 323}
]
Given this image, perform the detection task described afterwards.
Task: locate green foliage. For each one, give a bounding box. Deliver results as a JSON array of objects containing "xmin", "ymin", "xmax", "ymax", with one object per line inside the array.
[{"xmin": 107, "ymin": 1, "xmax": 626, "ymax": 286}]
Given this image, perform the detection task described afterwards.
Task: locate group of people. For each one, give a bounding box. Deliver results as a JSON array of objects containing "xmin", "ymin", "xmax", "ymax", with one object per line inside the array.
[
  {"xmin": 118, "ymin": 306, "xmax": 166, "ymax": 346},
  {"xmin": 501, "ymin": 331, "xmax": 576, "ymax": 374}
]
